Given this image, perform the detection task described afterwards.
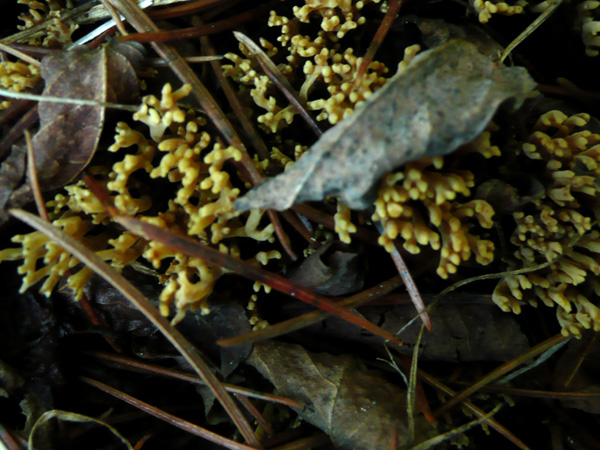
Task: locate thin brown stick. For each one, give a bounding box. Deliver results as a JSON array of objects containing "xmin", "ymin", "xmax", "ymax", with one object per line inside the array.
[
  {"xmin": 147, "ymin": 0, "xmax": 234, "ymax": 20},
  {"xmin": 233, "ymin": 32, "xmax": 322, "ymax": 138},
  {"xmin": 449, "ymin": 382, "xmax": 600, "ymax": 401},
  {"xmin": 113, "ymin": 213, "xmax": 402, "ymax": 346},
  {"xmin": 0, "ymin": 425, "xmax": 23, "ymax": 450},
  {"xmin": 24, "ymin": 134, "xmax": 122, "ymax": 353},
  {"xmin": 236, "ymin": 395, "xmax": 274, "ymax": 436},
  {"xmin": 120, "ymin": 5, "xmax": 269, "ymax": 43},
  {"xmin": 88, "ymin": 351, "xmax": 302, "ymax": 407},
  {"xmin": 218, "ymin": 275, "xmax": 403, "ymax": 347},
  {"xmin": 99, "ymin": 0, "xmax": 128, "ymax": 36},
  {"xmin": 0, "ymin": 105, "xmax": 39, "ymax": 160},
  {"xmin": 354, "ymin": 0, "xmax": 402, "ymax": 87},
  {"xmin": 9, "ymin": 209, "xmax": 261, "ymax": 449},
  {"xmin": 0, "ymin": 42, "xmax": 40, "ymax": 66},
  {"xmin": 433, "ymin": 333, "xmax": 570, "ymax": 417},
  {"xmin": 24, "ymin": 130, "xmax": 47, "ymax": 221},
  {"xmin": 198, "ymin": 23, "xmax": 269, "ymax": 160},
  {"xmin": 418, "ymin": 369, "xmax": 531, "ymax": 450},
  {"xmin": 80, "ymin": 377, "xmax": 258, "ymax": 450},
  {"xmin": 375, "ymin": 222, "xmax": 430, "ymax": 330}
]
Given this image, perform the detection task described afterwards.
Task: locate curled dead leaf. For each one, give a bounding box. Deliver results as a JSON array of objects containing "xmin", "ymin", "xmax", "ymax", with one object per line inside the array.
[{"xmin": 235, "ymin": 39, "xmax": 536, "ymax": 211}]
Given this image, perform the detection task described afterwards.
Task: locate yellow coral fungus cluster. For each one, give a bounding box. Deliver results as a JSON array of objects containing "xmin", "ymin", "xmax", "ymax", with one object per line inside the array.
[
  {"xmin": 371, "ymin": 154, "xmax": 496, "ymax": 278},
  {"xmin": 470, "ymin": 0, "xmax": 526, "ymax": 23},
  {"xmin": 0, "ymin": 61, "xmax": 40, "ymax": 109},
  {"xmin": 17, "ymin": 0, "xmax": 77, "ymax": 46},
  {"xmin": 576, "ymin": 0, "xmax": 600, "ymax": 56},
  {"xmin": 0, "ymin": 83, "xmax": 279, "ymax": 321},
  {"xmin": 223, "ymin": 0, "xmax": 389, "ymax": 138},
  {"xmin": 493, "ymin": 111, "xmax": 600, "ymax": 336},
  {"xmin": 293, "ymin": 0, "xmax": 381, "ymax": 39}
]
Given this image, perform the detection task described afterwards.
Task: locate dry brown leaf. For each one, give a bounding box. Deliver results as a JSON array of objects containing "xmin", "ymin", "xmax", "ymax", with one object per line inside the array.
[
  {"xmin": 235, "ymin": 39, "xmax": 536, "ymax": 211},
  {"xmin": 276, "ymin": 295, "xmax": 530, "ymax": 362},
  {"xmin": 31, "ymin": 42, "xmax": 143, "ymax": 191},
  {"xmin": 287, "ymin": 241, "xmax": 365, "ymax": 296},
  {"xmin": 248, "ymin": 340, "xmax": 423, "ymax": 449}
]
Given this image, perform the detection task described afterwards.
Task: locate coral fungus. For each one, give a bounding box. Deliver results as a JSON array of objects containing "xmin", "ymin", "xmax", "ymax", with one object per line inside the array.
[
  {"xmin": 492, "ymin": 111, "xmax": 600, "ymax": 336},
  {"xmin": 576, "ymin": 0, "xmax": 600, "ymax": 56},
  {"xmin": 222, "ymin": 0, "xmax": 390, "ymax": 135},
  {"xmin": 0, "ymin": 83, "xmax": 278, "ymax": 321},
  {"xmin": 17, "ymin": 0, "xmax": 78, "ymax": 46},
  {"xmin": 371, "ymin": 154, "xmax": 496, "ymax": 278},
  {"xmin": 0, "ymin": 61, "xmax": 40, "ymax": 109},
  {"xmin": 470, "ymin": 0, "xmax": 526, "ymax": 23}
]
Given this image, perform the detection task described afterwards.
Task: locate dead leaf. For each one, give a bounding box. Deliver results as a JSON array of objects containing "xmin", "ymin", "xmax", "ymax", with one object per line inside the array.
[
  {"xmin": 179, "ymin": 293, "xmax": 252, "ymax": 378},
  {"xmin": 402, "ymin": 15, "xmax": 503, "ymax": 57},
  {"xmin": 287, "ymin": 241, "xmax": 365, "ymax": 296},
  {"xmin": 28, "ymin": 42, "xmax": 143, "ymax": 192},
  {"xmin": 235, "ymin": 39, "xmax": 536, "ymax": 211},
  {"xmin": 248, "ymin": 340, "xmax": 423, "ymax": 449},
  {"xmin": 276, "ymin": 294, "xmax": 530, "ymax": 362}
]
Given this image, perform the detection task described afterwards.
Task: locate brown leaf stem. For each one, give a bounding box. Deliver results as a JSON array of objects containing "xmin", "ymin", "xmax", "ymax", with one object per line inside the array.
[
  {"xmin": 235, "ymin": 395, "xmax": 274, "ymax": 437},
  {"xmin": 374, "ymin": 221, "xmax": 430, "ymax": 330}
]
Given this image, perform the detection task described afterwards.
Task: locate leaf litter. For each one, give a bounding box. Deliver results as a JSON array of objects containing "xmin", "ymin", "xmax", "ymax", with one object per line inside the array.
[{"xmin": 2, "ymin": 0, "xmax": 597, "ymax": 448}]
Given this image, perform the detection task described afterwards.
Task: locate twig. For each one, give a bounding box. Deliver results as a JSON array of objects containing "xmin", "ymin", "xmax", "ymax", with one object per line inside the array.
[
  {"xmin": 99, "ymin": 0, "xmax": 128, "ymax": 36},
  {"xmin": 374, "ymin": 222, "xmax": 430, "ymax": 330},
  {"xmin": 25, "ymin": 133, "xmax": 123, "ymax": 353},
  {"xmin": 235, "ymin": 395, "xmax": 274, "ymax": 437},
  {"xmin": 417, "ymin": 370, "xmax": 531, "ymax": 450},
  {"xmin": 120, "ymin": 5, "xmax": 270, "ymax": 43},
  {"xmin": 112, "ymin": 213, "xmax": 403, "ymax": 347},
  {"xmin": 354, "ymin": 0, "xmax": 403, "ymax": 87},
  {"xmin": 199, "ymin": 23, "xmax": 270, "ymax": 160},
  {"xmin": 433, "ymin": 333, "xmax": 570, "ymax": 417},
  {"xmin": 105, "ymin": 0, "xmax": 295, "ymax": 261},
  {"xmin": 80, "ymin": 377, "xmax": 258, "ymax": 450},
  {"xmin": 233, "ymin": 31, "xmax": 322, "ymax": 137},
  {"xmin": 0, "ymin": 42, "xmax": 40, "ymax": 66},
  {"xmin": 0, "ymin": 88, "xmax": 139, "ymax": 111},
  {"xmin": 88, "ymin": 351, "xmax": 302, "ymax": 407},
  {"xmin": 218, "ymin": 276, "xmax": 404, "ymax": 347},
  {"xmin": 24, "ymin": 130, "xmax": 47, "ymax": 221},
  {"xmin": 499, "ymin": 0, "xmax": 563, "ymax": 63}
]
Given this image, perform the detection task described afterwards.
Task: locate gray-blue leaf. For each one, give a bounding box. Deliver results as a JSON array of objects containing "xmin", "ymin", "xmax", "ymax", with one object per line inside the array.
[{"xmin": 235, "ymin": 40, "xmax": 536, "ymax": 211}]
